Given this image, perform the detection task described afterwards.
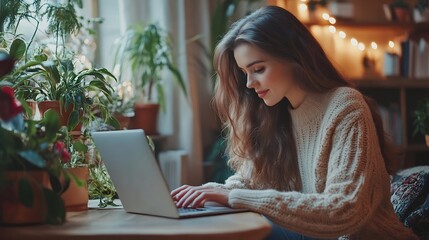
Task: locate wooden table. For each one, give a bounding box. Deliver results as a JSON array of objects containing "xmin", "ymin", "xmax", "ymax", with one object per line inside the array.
[{"xmin": 0, "ymin": 201, "xmax": 271, "ymax": 240}]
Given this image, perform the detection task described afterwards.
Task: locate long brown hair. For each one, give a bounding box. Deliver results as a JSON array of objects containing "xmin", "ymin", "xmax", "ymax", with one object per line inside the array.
[{"xmin": 213, "ymin": 6, "xmax": 395, "ymax": 191}]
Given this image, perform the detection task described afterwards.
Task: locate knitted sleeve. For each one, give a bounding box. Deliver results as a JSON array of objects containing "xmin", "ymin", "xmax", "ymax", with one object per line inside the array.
[
  {"xmin": 228, "ymin": 92, "xmax": 387, "ymax": 238},
  {"xmin": 203, "ymin": 162, "xmax": 252, "ymax": 189}
]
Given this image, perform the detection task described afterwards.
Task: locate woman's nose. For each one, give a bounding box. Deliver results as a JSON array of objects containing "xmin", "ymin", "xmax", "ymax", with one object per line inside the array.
[{"xmin": 246, "ymin": 75, "xmax": 256, "ymax": 89}]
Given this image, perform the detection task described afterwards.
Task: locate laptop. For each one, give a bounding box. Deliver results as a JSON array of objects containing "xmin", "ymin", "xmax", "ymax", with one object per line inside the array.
[{"xmin": 91, "ymin": 129, "xmax": 248, "ymax": 218}]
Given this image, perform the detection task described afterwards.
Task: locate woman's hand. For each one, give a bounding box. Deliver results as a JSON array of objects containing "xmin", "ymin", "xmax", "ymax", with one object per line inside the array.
[{"xmin": 171, "ymin": 185, "xmax": 231, "ymax": 208}]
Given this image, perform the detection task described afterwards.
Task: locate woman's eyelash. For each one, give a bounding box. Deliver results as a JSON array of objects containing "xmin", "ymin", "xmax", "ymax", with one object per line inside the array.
[{"xmin": 254, "ymin": 67, "xmax": 264, "ymax": 73}]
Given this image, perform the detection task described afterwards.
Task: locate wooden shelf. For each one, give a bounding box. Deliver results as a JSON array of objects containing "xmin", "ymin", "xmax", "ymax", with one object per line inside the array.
[
  {"xmin": 351, "ymin": 78, "xmax": 429, "ymax": 88},
  {"xmin": 305, "ymin": 20, "xmax": 416, "ymax": 29}
]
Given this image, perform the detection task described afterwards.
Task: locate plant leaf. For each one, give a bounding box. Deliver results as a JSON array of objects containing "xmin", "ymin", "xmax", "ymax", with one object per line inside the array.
[
  {"xmin": 42, "ymin": 188, "xmax": 65, "ymax": 225},
  {"xmin": 9, "ymin": 38, "xmax": 26, "ymax": 61},
  {"xmin": 67, "ymin": 110, "xmax": 80, "ymax": 131},
  {"xmin": 18, "ymin": 151, "xmax": 46, "ymax": 168},
  {"xmin": 49, "ymin": 172, "xmax": 62, "ymax": 194},
  {"xmin": 42, "ymin": 109, "xmax": 60, "ymax": 141},
  {"xmin": 73, "ymin": 141, "xmax": 88, "ymax": 153},
  {"xmin": 18, "ymin": 178, "xmax": 34, "ymax": 207}
]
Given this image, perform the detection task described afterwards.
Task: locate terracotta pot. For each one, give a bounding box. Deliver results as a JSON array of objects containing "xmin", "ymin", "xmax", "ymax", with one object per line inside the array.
[
  {"xmin": 0, "ymin": 171, "xmax": 50, "ymax": 225},
  {"xmin": 114, "ymin": 113, "xmax": 131, "ymax": 130},
  {"xmin": 38, "ymin": 100, "xmax": 82, "ymax": 131},
  {"xmin": 130, "ymin": 103, "xmax": 159, "ymax": 135},
  {"xmin": 61, "ymin": 166, "xmax": 89, "ymax": 211},
  {"xmin": 25, "ymin": 100, "xmax": 38, "ymax": 120}
]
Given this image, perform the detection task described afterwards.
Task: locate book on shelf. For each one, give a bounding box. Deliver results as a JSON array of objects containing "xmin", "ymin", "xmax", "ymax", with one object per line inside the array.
[
  {"xmin": 378, "ymin": 104, "xmax": 403, "ymax": 146},
  {"xmin": 384, "ymin": 52, "xmax": 400, "ymax": 77},
  {"xmin": 399, "ymin": 38, "xmax": 429, "ymax": 79}
]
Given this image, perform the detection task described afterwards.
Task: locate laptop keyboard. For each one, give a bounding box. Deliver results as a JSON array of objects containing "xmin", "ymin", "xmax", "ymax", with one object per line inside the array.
[{"xmin": 178, "ymin": 208, "xmax": 206, "ymax": 213}]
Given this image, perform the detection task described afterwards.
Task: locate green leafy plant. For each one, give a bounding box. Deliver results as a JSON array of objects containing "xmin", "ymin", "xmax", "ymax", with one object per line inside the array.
[
  {"xmin": 413, "ymin": 98, "xmax": 429, "ymax": 136},
  {"xmin": 10, "ymin": 53, "xmax": 118, "ymax": 131},
  {"xmin": 112, "ymin": 23, "xmax": 186, "ymax": 111},
  {"xmin": 101, "ymin": 91, "xmax": 134, "ymax": 117},
  {"xmin": 62, "ymin": 131, "xmax": 90, "ymax": 168},
  {"xmin": 43, "ymin": 1, "xmax": 81, "ymax": 56},
  {"xmin": 0, "ymin": 0, "xmax": 43, "ymax": 62},
  {"xmin": 87, "ymin": 160, "xmax": 117, "ymax": 208}
]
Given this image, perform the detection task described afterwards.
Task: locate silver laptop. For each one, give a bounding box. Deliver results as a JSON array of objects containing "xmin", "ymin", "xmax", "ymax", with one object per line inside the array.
[{"xmin": 91, "ymin": 129, "xmax": 247, "ymax": 218}]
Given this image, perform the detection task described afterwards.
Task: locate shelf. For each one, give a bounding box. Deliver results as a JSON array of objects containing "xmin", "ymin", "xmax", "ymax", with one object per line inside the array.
[
  {"xmin": 304, "ymin": 20, "xmax": 416, "ymax": 30},
  {"xmin": 351, "ymin": 77, "xmax": 429, "ymax": 88},
  {"xmin": 304, "ymin": 20, "xmax": 429, "ymax": 36}
]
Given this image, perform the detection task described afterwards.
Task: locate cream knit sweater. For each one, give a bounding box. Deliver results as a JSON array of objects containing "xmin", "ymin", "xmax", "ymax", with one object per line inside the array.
[{"xmin": 205, "ymin": 87, "xmax": 417, "ymax": 240}]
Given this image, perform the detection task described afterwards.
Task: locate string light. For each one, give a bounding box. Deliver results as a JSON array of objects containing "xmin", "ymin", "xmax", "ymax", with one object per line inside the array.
[
  {"xmin": 306, "ymin": 7, "xmax": 395, "ymax": 52},
  {"xmin": 358, "ymin": 42, "xmax": 365, "ymax": 51},
  {"xmin": 322, "ymin": 13, "xmax": 330, "ymax": 20},
  {"xmin": 299, "ymin": 3, "xmax": 308, "ymax": 11}
]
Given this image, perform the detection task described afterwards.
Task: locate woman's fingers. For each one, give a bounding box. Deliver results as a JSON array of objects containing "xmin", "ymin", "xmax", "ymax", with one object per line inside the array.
[
  {"xmin": 173, "ymin": 186, "xmax": 230, "ymax": 208},
  {"xmin": 171, "ymin": 185, "xmax": 190, "ymax": 198},
  {"xmin": 176, "ymin": 186, "xmax": 198, "ymax": 207},
  {"xmin": 181, "ymin": 190, "xmax": 205, "ymax": 208}
]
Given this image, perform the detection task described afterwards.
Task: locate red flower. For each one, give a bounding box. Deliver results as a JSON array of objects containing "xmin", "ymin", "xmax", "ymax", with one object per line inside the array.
[
  {"xmin": 0, "ymin": 53, "xmax": 15, "ymax": 78},
  {"xmin": 54, "ymin": 141, "xmax": 71, "ymax": 163},
  {"xmin": 0, "ymin": 86, "xmax": 23, "ymax": 121},
  {"xmin": 61, "ymin": 151, "xmax": 71, "ymax": 164}
]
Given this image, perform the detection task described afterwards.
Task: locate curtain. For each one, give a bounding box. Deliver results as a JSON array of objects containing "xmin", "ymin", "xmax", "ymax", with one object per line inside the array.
[{"xmin": 116, "ymin": 0, "xmax": 217, "ymax": 185}]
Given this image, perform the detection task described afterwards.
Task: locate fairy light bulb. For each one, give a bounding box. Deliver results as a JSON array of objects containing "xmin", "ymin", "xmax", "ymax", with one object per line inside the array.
[
  {"xmin": 358, "ymin": 42, "xmax": 365, "ymax": 51},
  {"xmin": 351, "ymin": 38, "xmax": 358, "ymax": 46},
  {"xmin": 322, "ymin": 13, "xmax": 330, "ymax": 20},
  {"xmin": 388, "ymin": 41, "xmax": 395, "ymax": 48},
  {"xmin": 339, "ymin": 31, "xmax": 346, "ymax": 39},
  {"xmin": 299, "ymin": 3, "xmax": 308, "ymax": 11},
  {"xmin": 371, "ymin": 42, "xmax": 378, "ymax": 50},
  {"xmin": 328, "ymin": 17, "xmax": 336, "ymax": 24},
  {"xmin": 328, "ymin": 25, "xmax": 336, "ymax": 33}
]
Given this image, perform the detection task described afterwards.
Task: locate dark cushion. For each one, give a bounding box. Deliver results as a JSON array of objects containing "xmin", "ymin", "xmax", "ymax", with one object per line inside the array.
[{"xmin": 391, "ymin": 166, "xmax": 429, "ymax": 236}]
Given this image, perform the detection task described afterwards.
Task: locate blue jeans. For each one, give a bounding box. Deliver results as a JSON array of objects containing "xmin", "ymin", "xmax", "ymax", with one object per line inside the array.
[{"xmin": 265, "ymin": 219, "xmax": 331, "ymax": 240}]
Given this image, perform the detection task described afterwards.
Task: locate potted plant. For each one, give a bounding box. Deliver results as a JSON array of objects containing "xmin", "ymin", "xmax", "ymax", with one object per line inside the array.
[
  {"xmin": 112, "ymin": 23, "xmax": 187, "ymax": 135},
  {"xmin": 60, "ymin": 131, "xmax": 91, "ymax": 211},
  {"xmin": 87, "ymin": 156, "xmax": 118, "ymax": 208},
  {"xmin": 29, "ymin": 55, "xmax": 118, "ymax": 132},
  {"xmin": 1, "ymin": 0, "xmax": 115, "ymax": 132},
  {"xmin": 0, "ymin": 83, "xmax": 71, "ymax": 225},
  {"xmin": 101, "ymin": 91, "xmax": 135, "ymax": 130},
  {"xmin": 413, "ymin": 98, "xmax": 429, "ymax": 147}
]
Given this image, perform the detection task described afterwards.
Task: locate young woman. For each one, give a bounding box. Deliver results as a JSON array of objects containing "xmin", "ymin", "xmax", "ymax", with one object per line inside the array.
[{"xmin": 171, "ymin": 5, "xmax": 417, "ymax": 240}]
